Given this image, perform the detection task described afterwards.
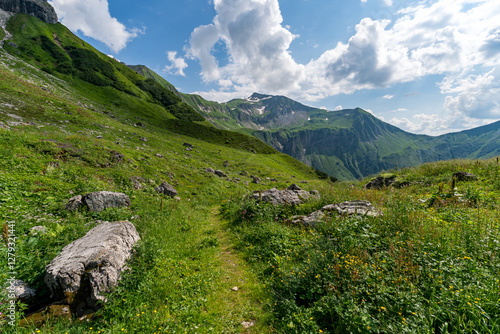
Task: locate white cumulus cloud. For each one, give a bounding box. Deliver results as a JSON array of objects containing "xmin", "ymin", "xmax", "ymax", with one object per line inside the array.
[
  {"xmin": 164, "ymin": 51, "xmax": 188, "ymax": 76},
  {"xmin": 49, "ymin": 0, "xmax": 143, "ymax": 53},
  {"xmin": 186, "ymin": 0, "xmax": 500, "ymax": 132}
]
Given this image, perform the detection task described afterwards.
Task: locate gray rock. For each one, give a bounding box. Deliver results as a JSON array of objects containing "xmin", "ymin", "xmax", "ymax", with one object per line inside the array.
[
  {"xmin": 251, "ymin": 188, "xmax": 303, "ymax": 206},
  {"xmin": 45, "ymin": 221, "xmax": 140, "ymax": 312},
  {"xmin": 83, "ymin": 191, "xmax": 131, "ymax": 212},
  {"xmin": 183, "ymin": 142, "xmax": 193, "ymax": 148},
  {"xmin": 65, "ymin": 195, "xmax": 83, "ymax": 211},
  {"xmin": 214, "ymin": 170, "xmax": 227, "ymax": 178},
  {"xmin": 287, "ymin": 184, "xmax": 302, "ymax": 191},
  {"xmin": 155, "ymin": 181, "xmax": 177, "ymax": 197},
  {"xmin": 251, "ymin": 175, "xmax": 261, "ymax": 184},
  {"xmin": 205, "ymin": 167, "xmax": 215, "ymax": 174},
  {"xmin": 0, "ymin": 0, "xmax": 58, "ymax": 24},
  {"xmin": 322, "ymin": 200, "xmax": 382, "ymax": 217},
  {"xmin": 452, "ymin": 172, "xmax": 478, "ymax": 182},
  {"xmin": 292, "ymin": 210, "xmax": 325, "ymax": 227},
  {"xmin": 11, "ymin": 279, "xmax": 36, "ymax": 303}
]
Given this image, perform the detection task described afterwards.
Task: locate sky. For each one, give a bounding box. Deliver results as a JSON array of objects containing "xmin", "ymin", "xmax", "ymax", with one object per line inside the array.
[{"xmin": 47, "ymin": 0, "xmax": 500, "ymax": 136}]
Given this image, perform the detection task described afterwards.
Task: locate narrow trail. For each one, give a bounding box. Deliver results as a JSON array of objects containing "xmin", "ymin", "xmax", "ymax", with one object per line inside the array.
[{"xmin": 206, "ymin": 206, "xmax": 271, "ymax": 333}]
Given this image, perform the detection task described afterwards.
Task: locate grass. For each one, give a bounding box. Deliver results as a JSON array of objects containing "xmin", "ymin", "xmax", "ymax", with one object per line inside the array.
[
  {"xmin": 221, "ymin": 158, "xmax": 500, "ymax": 333},
  {"xmin": 0, "ymin": 40, "xmax": 321, "ymax": 333}
]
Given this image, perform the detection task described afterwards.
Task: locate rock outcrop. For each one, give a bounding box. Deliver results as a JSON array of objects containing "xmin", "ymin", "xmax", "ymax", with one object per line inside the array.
[
  {"xmin": 155, "ymin": 181, "xmax": 178, "ymax": 197},
  {"xmin": 65, "ymin": 191, "xmax": 131, "ymax": 212},
  {"xmin": 322, "ymin": 200, "xmax": 382, "ymax": 217},
  {"xmin": 45, "ymin": 221, "xmax": 140, "ymax": 314},
  {"xmin": 452, "ymin": 172, "xmax": 478, "ymax": 182},
  {"xmin": 364, "ymin": 174, "xmax": 409, "ymax": 190},
  {"xmin": 291, "ymin": 200, "xmax": 382, "ymax": 227},
  {"xmin": 250, "ymin": 184, "xmax": 320, "ymax": 206},
  {"xmin": 0, "ymin": 0, "xmax": 58, "ymax": 24}
]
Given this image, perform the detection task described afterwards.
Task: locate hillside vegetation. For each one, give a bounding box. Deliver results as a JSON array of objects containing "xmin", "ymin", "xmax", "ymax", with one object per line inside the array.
[{"xmin": 0, "ymin": 12, "xmax": 499, "ymax": 334}]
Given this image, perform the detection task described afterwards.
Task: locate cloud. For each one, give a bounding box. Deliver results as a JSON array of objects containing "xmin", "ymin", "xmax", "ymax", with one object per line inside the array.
[
  {"xmin": 187, "ymin": 0, "xmax": 500, "ymax": 107},
  {"xmin": 335, "ymin": 105, "xmax": 343, "ymax": 110},
  {"xmin": 389, "ymin": 114, "xmax": 451, "ymax": 135},
  {"xmin": 383, "ymin": 94, "xmax": 394, "ymax": 99},
  {"xmin": 49, "ymin": 0, "xmax": 143, "ymax": 53},
  {"xmin": 163, "ymin": 51, "xmax": 188, "ymax": 76},
  {"xmin": 441, "ymin": 69, "xmax": 500, "ymax": 119}
]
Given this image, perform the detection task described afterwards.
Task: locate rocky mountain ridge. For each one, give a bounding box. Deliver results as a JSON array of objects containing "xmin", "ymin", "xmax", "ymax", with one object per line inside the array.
[{"xmin": 0, "ymin": 0, "xmax": 57, "ymax": 24}]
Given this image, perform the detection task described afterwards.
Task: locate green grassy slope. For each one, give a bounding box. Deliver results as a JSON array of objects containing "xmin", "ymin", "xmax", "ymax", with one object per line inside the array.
[{"xmin": 0, "ymin": 13, "xmax": 326, "ymax": 333}]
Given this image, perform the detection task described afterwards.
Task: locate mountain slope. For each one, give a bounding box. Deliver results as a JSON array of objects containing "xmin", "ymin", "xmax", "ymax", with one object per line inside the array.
[{"xmin": 180, "ymin": 92, "xmax": 500, "ymax": 180}]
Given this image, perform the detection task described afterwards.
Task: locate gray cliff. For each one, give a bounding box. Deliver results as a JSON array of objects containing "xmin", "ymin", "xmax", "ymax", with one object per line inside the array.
[{"xmin": 0, "ymin": 0, "xmax": 58, "ymax": 24}]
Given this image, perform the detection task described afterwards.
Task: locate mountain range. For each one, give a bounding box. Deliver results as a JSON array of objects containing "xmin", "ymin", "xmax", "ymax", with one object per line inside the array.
[
  {"xmin": 127, "ymin": 67, "xmax": 500, "ymax": 180},
  {"xmin": 1, "ymin": 1, "xmax": 499, "ymax": 182}
]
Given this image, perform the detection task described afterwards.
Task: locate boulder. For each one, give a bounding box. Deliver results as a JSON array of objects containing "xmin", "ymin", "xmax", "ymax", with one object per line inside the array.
[
  {"xmin": 251, "ymin": 175, "xmax": 261, "ymax": 184},
  {"xmin": 291, "ymin": 210, "xmax": 325, "ymax": 227},
  {"xmin": 364, "ymin": 174, "xmax": 408, "ymax": 190},
  {"xmin": 45, "ymin": 221, "xmax": 140, "ymax": 313},
  {"xmin": 452, "ymin": 172, "xmax": 478, "ymax": 182},
  {"xmin": 82, "ymin": 191, "xmax": 131, "ymax": 212},
  {"xmin": 214, "ymin": 170, "xmax": 227, "ymax": 178},
  {"xmin": 155, "ymin": 181, "xmax": 178, "ymax": 197},
  {"xmin": 205, "ymin": 167, "xmax": 215, "ymax": 174},
  {"xmin": 322, "ymin": 200, "xmax": 382, "ymax": 217},
  {"xmin": 251, "ymin": 185, "xmax": 321, "ymax": 206},
  {"xmin": 65, "ymin": 195, "xmax": 83, "ymax": 211}
]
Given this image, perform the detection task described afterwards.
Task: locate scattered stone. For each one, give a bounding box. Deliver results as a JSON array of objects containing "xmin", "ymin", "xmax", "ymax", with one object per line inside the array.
[
  {"xmin": 140, "ymin": 137, "xmax": 147, "ymax": 142},
  {"xmin": 452, "ymin": 172, "xmax": 478, "ymax": 182},
  {"xmin": 223, "ymin": 161, "xmax": 229, "ymax": 167},
  {"xmin": 130, "ymin": 177, "xmax": 143, "ymax": 190},
  {"xmin": 155, "ymin": 153, "xmax": 164, "ymax": 158},
  {"xmin": 214, "ymin": 170, "xmax": 228, "ymax": 178},
  {"xmin": 11, "ymin": 279, "xmax": 36, "ymax": 303},
  {"xmin": 241, "ymin": 321, "xmax": 255, "ymax": 329},
  {"xmin": 183, "ymin": 142, "xmax": 193, "ymax": 148},
  {"xmin": 291, "ymin": 210, "xmax": 325, "ymax": 227},
  {"xmin": 8, "ymin": 41, "xmax": 18, "ymax": 48},
  {"xmin": 231, "ymin": 286, "xmax": 238, "ymax": 292},
  {"xmin": 251, "ymin": 175, "xmax": 261, "ymax": 184},
  {"xmin": 205, "ymin": 167, "xmax": 215, "ymax": 174},
  {"xmin": 96, "ymin": 135, "xmax": 103, "ymax": 139},
  {"xmin": 250, "ymin": 184, "xmax": 320, "ymax": 206},
  {"xmin": 134, "ymin": 122, "xmax": 145, "ymax": 127},
  {"xmin": 82, "ymin": 191, "xmax": 131, "ymax": 212},
  {"xmin": 20, "ymin": 304, "xmax": 71, "ymax": 327},
  {"xmin": 240, "ymin": 171, "xmax": 248, "ymax": 176},
  {"xmin": 155, "ymin": 181, "xmax": 178, "ymax": 198},
  {"xmin": 364, "ymin": 173, "xmax": 409, "ymax": 190},
  {"xmin": 110, "ymin": 150, "xmax": 124, "ymax": 164},
  {"xmin": 65, "ymin": 195, "xmax": 83, "ymax": 211},
  {"xmin": 185, "ymin": 147, "xmax": 193, "ymax": 151},
  {"xmin": 322, "ymin": 200, "xmax": 382, "ymax": 217},
  {"xmin": 45, "ymin": 221, "xmax": 140, "ymax": 314}
]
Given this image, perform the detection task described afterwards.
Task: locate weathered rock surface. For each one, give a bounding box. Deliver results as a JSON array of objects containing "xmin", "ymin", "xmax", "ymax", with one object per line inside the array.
[
  {"xmin": 83, "ymin": 191, "xmax": 131, "ymax": 212},
  {"xmin": 291, "ymin": 210, "xmax": 326, "ymax": 227},
  {"xmin": 214, "ymin": 170, "xmax": 227, "ymax": 178},
  {"xmin": 11, "ymin": 279, "xmax": 36, "ymax": 303},
  {"xmin": 452, "ymin": 171, "xmax": 478, "ymax": 182},
  {"xmin": 364, "ymin": 174, "xmax": 409, "ymax": 190},
  {"xmin": 251, "ymin": 184, "xmax": 320, "ymax": 206},
  {"xmin": 45, "ymin": 221, "xmax": 140, "ymax": 312},
  {"xmin": 65, "ymin": 195, "xmax": 83, "ymax": 211},
  {"xmin": 322, "ymin": 200, "xmax": 382, "ymax": 217},
  {"xmin": 155, "ymin": 181, "xmax": 178, "ymax": 197},
  {"xmin": 65, "ymin": 192, "xmax": 131, "ymax": 212},
  {"xmin": 0, "ymin": 0, "xmax": 58, "ymax": 24}
]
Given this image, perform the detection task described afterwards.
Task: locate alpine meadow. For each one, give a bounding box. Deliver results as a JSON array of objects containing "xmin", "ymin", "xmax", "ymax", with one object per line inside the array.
[{"xmin": 0, "ymin": 1, "xmax": 499, "ymax": 333}]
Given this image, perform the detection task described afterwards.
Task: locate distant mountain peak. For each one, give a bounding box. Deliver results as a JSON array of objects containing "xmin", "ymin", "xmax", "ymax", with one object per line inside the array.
[
  {"xmin": 0, "ymin": 0, "xmax": 58, "ymax": 24},
  {"xmin": 248, "ymin": 92, "xmax": 272, "ymax": 101}
]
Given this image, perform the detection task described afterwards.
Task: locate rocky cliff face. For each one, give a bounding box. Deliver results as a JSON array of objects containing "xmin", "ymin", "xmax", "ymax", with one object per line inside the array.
[{"xmin": 0, "ymin": 0, "xmax": 58, "ymax": 24}]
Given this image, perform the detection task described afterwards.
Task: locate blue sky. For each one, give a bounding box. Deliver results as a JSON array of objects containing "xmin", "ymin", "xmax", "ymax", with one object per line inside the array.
[{"xmin": 48, "ymin": 0, "xmax": 500, "ymax": 136}]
